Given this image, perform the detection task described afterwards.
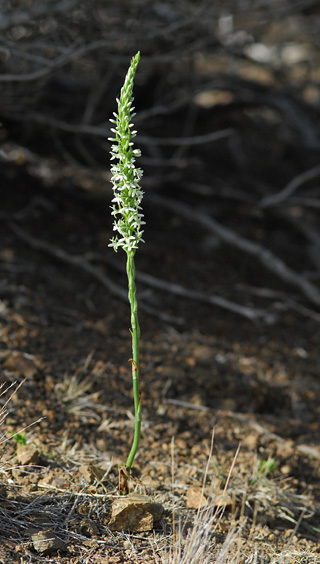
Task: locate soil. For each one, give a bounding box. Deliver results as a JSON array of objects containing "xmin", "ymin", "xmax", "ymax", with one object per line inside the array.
[{"xmin": 0, "ymin": 168, "xmax": 320, "ymax": 563}]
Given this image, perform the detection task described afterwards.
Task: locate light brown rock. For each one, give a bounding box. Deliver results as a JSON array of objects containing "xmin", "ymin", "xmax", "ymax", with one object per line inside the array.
[
  {"xmin": 186, "ymin": 486, "xmax": 207, "ymax": 509},
  {"xmin": 109, "ymin": 493, "xmax": 164, "ymax": 532},
  {"xmin": 16, "ymin": 444, "xmax": 39, "ymax": 465},
  {"xmin": 186, "ymin": 486, "xmax": 232, "ymax": 510},
  {"xmin": 31, "ymin": 530, "xmax": 67, "ymax": 555}
]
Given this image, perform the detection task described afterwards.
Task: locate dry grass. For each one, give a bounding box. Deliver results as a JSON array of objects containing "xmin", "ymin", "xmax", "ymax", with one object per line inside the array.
[
  {"xmin": 153, "ymin": 437, "xmax": 318, "ymax": 564},
  {"xmin": 55, "ymin": 352, "xmax": 109, "ymax": 422},
  {"xmin": 0, "ymin": 382, "xmax": 318, "ymax": 563}
]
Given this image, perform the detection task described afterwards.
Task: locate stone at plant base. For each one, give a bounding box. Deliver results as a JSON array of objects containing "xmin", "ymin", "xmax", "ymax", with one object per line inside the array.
[
  {"xmin": 16, "ymin": 444, "xmax": 39, "ymax": 465},
  {"xmin": 109, "ymin": 494, "xmax": 164, "ymax": 532},
  {"xmin": 31, "ymin": 530, "xmax": 67, "ymax": 555}
]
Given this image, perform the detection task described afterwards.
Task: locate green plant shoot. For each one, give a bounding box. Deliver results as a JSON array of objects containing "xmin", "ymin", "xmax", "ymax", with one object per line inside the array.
[
  {"xmin": 11, "ymin": 430, "xmax": 27, "ymax": 445},
  {"xmin": 108, "ymin": 52, "xmax": 144, "ymax": 490}
]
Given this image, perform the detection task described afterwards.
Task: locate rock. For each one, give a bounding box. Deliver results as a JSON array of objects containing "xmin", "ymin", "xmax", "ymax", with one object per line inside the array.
[
  {"xmin": 186, "ymin": 486, "xmax": 207, "ymax": 509},
  {"xmin": 186, "ymin": 486, "xmax": 232, "ymax": 510},
  {"xmin": 79, "ymin": 464, "xmax": 106, "ymax": 484},
  {"xmin": 108, "ymin": 494, "xmax": 164, "ymax": 532},
  {"xmin": 16, "ymin": 444, "xmax": 39, "ymax": 465},
  {"xmin": 31, "ymin": 530, "xmax": 67, "ymax": 555},
  {"xmin": 38, "ymin": 469, "xmax": 70, "ymax": 490}
]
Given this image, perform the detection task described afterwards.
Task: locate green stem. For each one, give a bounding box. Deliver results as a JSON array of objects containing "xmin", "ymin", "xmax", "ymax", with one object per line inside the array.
[{"xmin": 125, "ymin": 251, "xmax": 141, "ymax": 470}]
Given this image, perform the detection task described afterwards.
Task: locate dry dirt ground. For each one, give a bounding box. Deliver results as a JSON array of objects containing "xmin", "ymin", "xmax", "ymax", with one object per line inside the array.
[{"xmin": 0, "ymin": 168, "xmax": 319, "ymax": 563}]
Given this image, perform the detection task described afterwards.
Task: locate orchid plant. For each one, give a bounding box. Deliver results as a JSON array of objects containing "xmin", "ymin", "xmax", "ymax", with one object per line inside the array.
[{"xmin": 108, "ymin": 52, "xmax": 144, "ymax": 494}]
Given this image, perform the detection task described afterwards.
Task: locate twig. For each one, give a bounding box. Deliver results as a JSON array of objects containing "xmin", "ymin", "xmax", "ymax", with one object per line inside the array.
[
  {"xmin": 236, "ymin": 284, "xmax": 320, "ymax": 323},
  {"xmin": 8, "ymin": 223, "xmax": 126, "ymax": 300},
  {"xmin": 167, "ymin": 398, "xmax": 209, "ymax": 412},
  {"xmin": 0, "ymin": 40, "xmax": 113, "ymax": 82},
  {"xmin": 260, "ymin": 165, "xmax": 320, "ymax": 209},
  {"xmin": 98, "ymin": 255, "xmax": 276, "ymax": 324},
  {"xmin": 133, "ymin": 274, "xmax": 276, "ymax": 324},
  {"xmin": 0, "ymin": 148, "xmax": 9, "ymax": 161},
  {"xmin": 289, "ymin": 197, "xmax": 320, "ymax": 209},
  {"xmin": 0, "ymin": 0, "xmax": 82, "ymax": 32},
  {"xmin": 25, "ymin": 112, "xmax": 234, "ymax": 148},
  {"xmin": 149, "ymin": 194, "xmax": 320, "ymax": 307},
  {"xmin": 184, "ymin": 179, "xmax": 255, "ymax": 203},
  {"xmin": 8, "ymin": 222, "xmax": 273, "ymax": 324},
  {"xmin": 7, "ymin": 223, "xmax": 180, "ymax": 324},
  {"xmin": 136, "ymin": 128, "xmax": 234, "ymax": 147}
]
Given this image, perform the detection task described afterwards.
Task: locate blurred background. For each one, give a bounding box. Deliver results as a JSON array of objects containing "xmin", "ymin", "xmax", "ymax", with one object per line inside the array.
[{"xmin": 1, "ymin": 0, "xmax": 320, "ymax": 329}]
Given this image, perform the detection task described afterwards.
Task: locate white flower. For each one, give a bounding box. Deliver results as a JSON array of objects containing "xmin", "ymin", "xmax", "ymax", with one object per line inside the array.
[{"xmin": 108, "ymin": 52, "xmax": 144, "ymax": 255}]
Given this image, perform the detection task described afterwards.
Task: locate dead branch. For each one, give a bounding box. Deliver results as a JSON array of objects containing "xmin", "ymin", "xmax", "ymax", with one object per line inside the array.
[
  {"xmin": 150, "ymin": 194, "xmax": 320, "ymax": 308},
  {"xmin": 167, "ymin": 398, "xmax": 209, "ymax": 412},
  {"xmin": 23, "ymin": 112, "xmax": 234, "ymax": 149},
  {"xmin": 7, "ymin": 223, "xmax": 180, "ymax": 325},
  {"xmin": 260, "ymin": 165, "xmax": 320, "ymax": 209},
  {"xmin": 0, "ymin": 0, "xmax": 82, "ymax": 32},
  {"xmin": 237, "ymin": 284, "xmax": 320, "ymax": 323},
  {"xmin": 130, "ymin": 269, "xmax": 277, "ymax": 324},
  {"xmin": 136, "ymin": 129, "xmax": 235, "ymax": 147},
  {"xmin": 7, "ymin": 223, "xmax": 275, "ymax": 325},
  {"xmin": 0, "ymin": 40, "xmax": 113, "ymax": 83},
  {"xmin": 87, "ymin": 253, "xmax": 276, "ymax": 325},
  {"xmin": 290, "ymin": 198, "xmax": 320, "ymax": 209}
]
